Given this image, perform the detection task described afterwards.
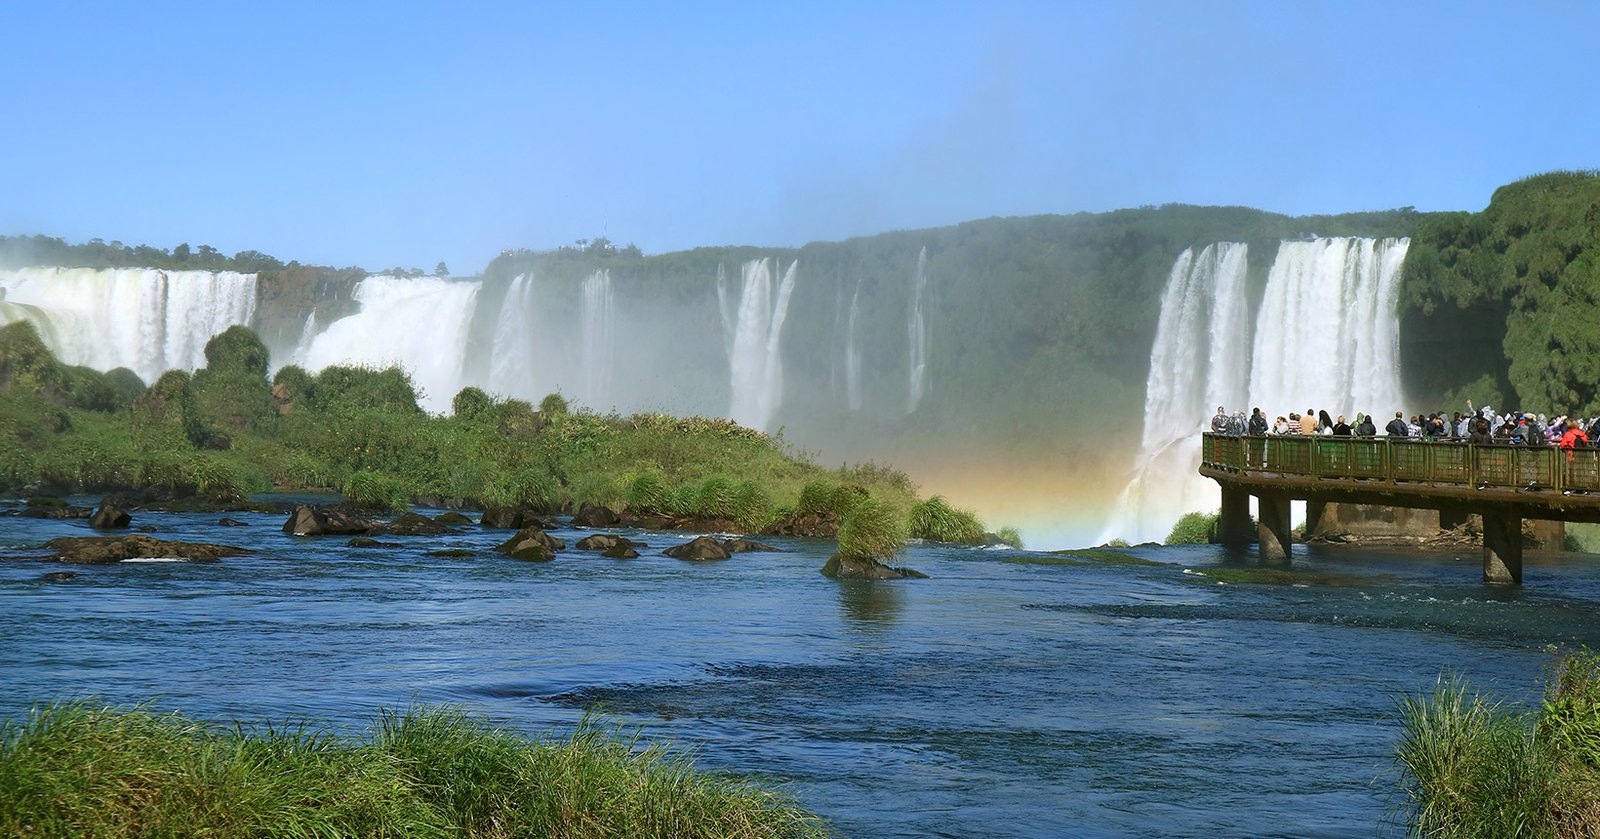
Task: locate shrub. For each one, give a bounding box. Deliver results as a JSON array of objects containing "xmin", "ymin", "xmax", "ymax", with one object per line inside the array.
[
  {"xmin": 272, "ymin": 364, "xmax": 316, "ymax": 405},
  {"xmin": 796, "ymin": 480, "xmax": 836, "ymax": 517},
  {"xmin": 343, "ymin": 470, "xmax": 410, "ymax": 512},
  {"xmin": 539, "ymin": 392, "xmax": 570, "ymax": 416},
  {"xmin": 101, "ymin": 367, "xmax": 146, "ymax": 405},
  {"xmin": 732, "ymin": 480, "xmax": 771, "ymax": 530},
  {"xmin": 451, "ymin": 387, "xmax": 494, "ymax": 421},
  {"xmin": 59, "ymin": 366, "xmax": 119, "ymax": 412},
  {"xmin": 313, "ymin": 365, "xmax": 420, "ymax": 414},
  {"xmin": 997, "ymin": 526, "xmax": 1024, "ymax": 549},
  {"xmin": 1538, "ymin": 650, "xmax": 1600, "ymax": 768},
  {"xmin": 483, "ymin": 468, "xmax": 557, "ymax": 511},
  {"xmin": 907, "ymin": 496, "xmax": 985, "ymax": 544},
  {"xmin": 0, "ymin": 320, "xmax": 67, "ymax": 397},
  {"xmin": 694, "ymin": 475, "xmax": 737, "ymax": 520},
  {"xmin": 202, "ymin": 326, "xmax": 270, "ymax": 378},
  {"xmin": 838, "ymin": 498, "xmax": 906, "ymax": 561},
  {"xmin": 829, "ymin": 484, "xmax": 869, "ymax": 517},
  {"xmin": 626, "ymin": 471, "xmax": 669, "ymax": 514},
  {"xmin": 666, "ymin": 482, "xmax": 699, "ymax": 517},
  {"xmin": 1165, "ymin": 511, "xmax": 1221, "ymax": 545}
]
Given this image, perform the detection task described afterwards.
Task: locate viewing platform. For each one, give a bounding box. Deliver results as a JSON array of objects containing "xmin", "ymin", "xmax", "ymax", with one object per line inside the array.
[{"xmin": 1198, "ymin": 432, "xmax": 1600, "ymax": 584}]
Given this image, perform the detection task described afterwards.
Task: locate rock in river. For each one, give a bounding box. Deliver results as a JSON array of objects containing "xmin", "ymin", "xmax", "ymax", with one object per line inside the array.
[
  {"xmin": 36, "ymin": 535, "xmax": 250, "ymax": 565},
  {"xmin": 282, "ymin": 505, "xmax": 376, "ymax": 537},
  {"xmin": 665, "ymin": 536, "xmax": 731, "ymax": 561}
]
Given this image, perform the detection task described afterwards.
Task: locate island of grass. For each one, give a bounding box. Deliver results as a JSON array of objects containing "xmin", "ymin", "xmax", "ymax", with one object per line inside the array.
[
  {"xmin": 0, "ymin": 321, "xmax": 1022, "ymax": 554},
  {"xmin": 0, "ymin": 702, "xmax": 828, "ymax": 838}
]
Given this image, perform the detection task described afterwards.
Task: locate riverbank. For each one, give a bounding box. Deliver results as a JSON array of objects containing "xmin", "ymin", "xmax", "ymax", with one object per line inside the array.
[{"xmin": 0, "ymin": 702, "xmax": 828, "ymax": 838}]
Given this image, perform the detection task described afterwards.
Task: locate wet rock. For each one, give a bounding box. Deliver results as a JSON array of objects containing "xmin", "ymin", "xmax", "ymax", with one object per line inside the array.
[
  {"xmin": 348, "ymin": 537, "xmax": 403, "ymax": 548},
  {"xmin": 761, "ymin": 512, "xmax": 839, "ymax": 539},
  {"xmin": 282, "ymin": 505, "xmax": 376, "ymax": 536},
  {"xmin": 379, "ymin": 512, "xmax": 457, "ymax": 536},
  {"xmin": 434, "ymin": 511, "xmax": 474, "ymax": 525},
  {"xmin": 601, "ymin": 545, "xmax": 640, "ymax": 559},
  {"xmin": 428, "ymin": 549, "xmax": 475, "ymax": 558},
  {"xmin": 39, "ymin": 535, "xmax": 249, "ymax": 565},
  {"xmin": 665, "ymin": 535, "xmax": 731, "ymax": 561},
  {"xmin": 575, "ymin": 534, "xmax": 634, "ymax": 552},
  {"xmin": 90, "ymin": 501, "xmax": 132, "ymax": 530},
  {"xmin": 820, "ymin": 554, "xmax": 928, "ymax": 580},
  {"xmin": 16, "ymin": 504, "xmax": 93, "ymax": 520},
  {"xmin": 495, "ymin": 527, "xmax": 564, "ymax": 562},
  {"xmin": 571, "ymin": 503, "xmax": 620, "ymax": 528},
  {"xmin": 41, "ymin": 571, "xmax": 77, "ymax": 582},
  {"xmin": 722, "ymin": 538, "xmax": 776, "ymax": 553},
  {"xmin": 218, "ymin": 518, "xmax": 249, "ymax": 527},
  {"xmin": 137, "ymin": 525, "xmax": 159, "ymax": 533},
  {"xmin": 481, "ymin": 505, "xmax": 554, "ymax": 530}
]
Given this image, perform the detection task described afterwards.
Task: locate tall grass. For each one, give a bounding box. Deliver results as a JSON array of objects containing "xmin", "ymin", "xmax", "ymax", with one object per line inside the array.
[
  {"xmin": 0, "ymin": 702, "xmax": 831, "ymax": 839},
  {"xmin": 907, "ymin": 495, "xmax": 985, "ymax": 544},
  {"xmin": 343, "ymin": 469, "xmax": 411, "ymax": 512},
  {"xmin": 1395, "ymin": 653, "xmax": 1600, "ymax": 838},
  {"xmin": 1165, "ymin": 511, "xmax": 1221, "ymax": 545},
  {"xmin": 837, "ymin": 498, "xmax": 906, "ymax": 561}
]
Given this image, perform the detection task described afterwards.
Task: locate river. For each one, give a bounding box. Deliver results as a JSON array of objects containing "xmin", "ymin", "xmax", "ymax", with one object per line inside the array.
[{"xmin": 2, "ymin": 502, "xmax": 1592, "ymax": 837}]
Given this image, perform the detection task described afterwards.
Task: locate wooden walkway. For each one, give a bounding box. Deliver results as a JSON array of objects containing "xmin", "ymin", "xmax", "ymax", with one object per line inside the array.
[{"xmin": 1198, "ymin": 433, "xmax": 1600, "ymax": 583}]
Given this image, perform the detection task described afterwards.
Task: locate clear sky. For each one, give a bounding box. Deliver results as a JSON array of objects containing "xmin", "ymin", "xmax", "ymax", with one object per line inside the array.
[{"xmin": 4, "ymin": 0, "xmax": 1596, "ymax": 274}]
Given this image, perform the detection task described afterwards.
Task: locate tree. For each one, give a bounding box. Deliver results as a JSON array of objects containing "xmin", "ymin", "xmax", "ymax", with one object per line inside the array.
[
  {"xmin": 435, "ymin": 261, "xmax": 449, "ymax": 277},
  {"xmin": 173, "ymin": 243, "xmax": 191, "ymax": 262}
]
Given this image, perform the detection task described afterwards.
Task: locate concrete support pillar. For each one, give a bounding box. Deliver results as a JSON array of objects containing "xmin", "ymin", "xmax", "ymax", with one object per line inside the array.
[
  {"xmin": 1219, "ymin": 487, "xmax": 1252, "ymax": 551},
  {"xmin": 1257, "ymin": 492, "xmax": 1293, "ymax": 565},
  {"xmin": 1482, "ymin": 513, "xmax": 1523, "ymax": 585},
  {"xmin": 1304, "ymin": 500, "xmax": 1327, "ymax": 539}
]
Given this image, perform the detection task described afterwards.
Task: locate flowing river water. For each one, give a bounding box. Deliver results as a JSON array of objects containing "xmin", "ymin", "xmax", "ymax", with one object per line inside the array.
[{"xmin": 3, "ymin": 502, "xmax": 1595, "ymax": 837}]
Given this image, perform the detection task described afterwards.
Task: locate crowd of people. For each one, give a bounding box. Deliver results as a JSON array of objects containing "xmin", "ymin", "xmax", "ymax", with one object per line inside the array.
[{"xmin": 1208, "ymin": 401, "xmax": 1596, "ymax": 450}]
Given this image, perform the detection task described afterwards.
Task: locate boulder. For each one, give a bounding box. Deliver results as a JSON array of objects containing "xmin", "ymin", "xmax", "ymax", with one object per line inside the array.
[
  {"xmin": 380, "ymin": 512, "xmax": 458, "ymax": 536},
  {"xmin": 17, "ymin": 504, "xmax": 92, "ymax": 520},
  {"xmin": 761, "ymin": 512, "xmax": 839, "ymax": 539},
  {"xmin": 601, "ymin": 545, "xmax": 640, "ymax": 559},
  {"xmin": 820, "ymin": 554, "xmax": 928, "ymax": 580},
  {"xmin": 575, "ymin": 534, "xmax": 634, "ymax": 552},
  {"xmin": 348, "ymin": 537, "xmax": 403, "ymax": 548},
  {"xmin": 495, "ymin": 527, "xmax": 564, "ymax": 562},
  {"xmin": 218, "ymin": 518, "xmax": 249, "ymax": 527},
  {"xmin": 572, "ymin": 503, "xmax": 620, "ymax": 528},
  {"xmin": 90, "ymin": 501, "xmax": 132, "ymax": 530},
  {"xmin": 281, "ymin": 505, "xmax": 377, "ymax": 537},
  {"xmin": 665, "ymin": 535, "xmax": 731, "ymax": 561},
  {"xmin": 39, "ymin": 535, "xmax": 250, "ymax": 565},
  {"xmin": 40, "ymin": 571, "xmax": 78, "ymax": 582},
  {"xmin": 722, "ymin": 538, "xmax": 776, "ymax": 553},
  {"xmin": 434, "ymin": 511, "xmax": 474, "ymax": 525},
  {"xmin": 137, "ymin": 525, "xmax": 159, "ymax": 533},
  {"xmin": 481, "ymin": 505, "xmax": 554, "ymax": 530}
]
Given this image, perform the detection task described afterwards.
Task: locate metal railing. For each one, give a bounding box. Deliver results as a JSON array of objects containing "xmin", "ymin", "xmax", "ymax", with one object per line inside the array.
[{"xmin": 1201, "ymin": 433, "xmax": 1600, "ymax": 495}]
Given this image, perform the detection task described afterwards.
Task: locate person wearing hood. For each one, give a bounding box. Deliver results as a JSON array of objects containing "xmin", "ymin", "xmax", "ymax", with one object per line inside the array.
[
  {"xmin": 1356, "ymin": 413, "xmax": 1377, "ymax": 437},
  {"xmin": 1332, "ymin": 415, "xmax": 1352, "ymax": 436},
  {"xmin": 1318, "ymin": 409, "xmax": 1334, "ymax": 434}
]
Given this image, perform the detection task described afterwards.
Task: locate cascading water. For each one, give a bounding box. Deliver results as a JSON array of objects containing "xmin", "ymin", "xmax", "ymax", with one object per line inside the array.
[
  {"xmin": 717, "ymin": 258, "xmax": 797, "ymax": 432},
  {"xmin": 845, "ymin": 278, "xmax": 863, "ymax": 412},
  {"xmin": 293, "ymin": 275, "xmax": 481, "ymax": 413},
  {"xmin": 907, "ymin": 246, "xmax": 929, "ymax": 414},
  {"xmin": 1101, "ymin": 243, "xmax": 1250, "ymax": 544},
  {"xmin": 0, "ymin": 267, "xmax": 257, "ymax": 384},
  {"xmin": 1103, "ymin": 237, "xmax": 1411, "ymax": 544},
  {"xmin": 579, "ymin": 269, "xmax": 614, "ymax": 409},
  {"xmin": 1247, "ymin": 238, "xmax": 1409, "ymax": 416}
]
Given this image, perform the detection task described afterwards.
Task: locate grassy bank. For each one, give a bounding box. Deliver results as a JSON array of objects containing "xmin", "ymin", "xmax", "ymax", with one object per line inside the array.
[
  {"xmin": 0, "ymin": 702, "xmax": 829, "ymax": 838},
  {"xmin": 1395, "ymin": 650, "xmax": 1600, "ymax": 838}
]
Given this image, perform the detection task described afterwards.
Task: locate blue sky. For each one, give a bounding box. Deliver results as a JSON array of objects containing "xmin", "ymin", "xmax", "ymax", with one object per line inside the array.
[{"xmin": 3, "ymin": 1, "xmax": 1596, "ymax": 273}]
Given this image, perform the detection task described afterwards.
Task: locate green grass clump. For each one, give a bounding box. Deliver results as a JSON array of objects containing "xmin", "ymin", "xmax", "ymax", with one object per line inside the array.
[
  {"xmin": 732, "ymin": 480, "xmax": 772, "ymax": 530},
  {"xmin": 837, "ymin": 497, "xmax": 906, "ymax": 561},
  {"xmin": 1165, "ymin": 511, "xmax": 1221, "ymax": 545},
  {"xmin": 1183, "ymin": 566, "xmax": 1382, "ymax": 587},
  {"xmin": 694, "ymin": 474, "xmax": 737, "ymax": 520},
  {"xmin": 1011, "ymin": 549, "xmax": 1164, "ymax": 567},
  {"xmin": 343, "ymin": 469, "xmax": 411, "ymax": 512},
  {"xmin": 906, "ymin": 495, "xmax": 985, "ymax": 545},
  {"xmin": 483, "ymin": 468, "xmax": 558, "ymax": 511},
  {"xmin": 796, "ymin": 480, "xmax": 836, "ymax": 517},
  {"xmin": 996, "ymin": 527, "xmax": 1024, "ymax": 549},
  {"xmin": 628, "ymin": 471, "xmax": 670, "ymax": 514},
  {"xmin": 0, "ymin": 703, "xmax": 830, "ymax": 839}
]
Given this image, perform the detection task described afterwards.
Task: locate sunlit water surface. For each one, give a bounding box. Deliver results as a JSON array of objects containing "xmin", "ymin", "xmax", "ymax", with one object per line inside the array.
[{"xmin": 3, "ymin": 502, "xmax": 1596, "ymax": 838}]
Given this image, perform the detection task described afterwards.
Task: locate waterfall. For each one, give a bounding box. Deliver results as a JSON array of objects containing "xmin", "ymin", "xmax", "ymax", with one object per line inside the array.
[
  {"xmin": 1247, "ymin": 238, "xmax": 1409, "ymax": 416},
  {"xmin": 907, "ymin": 246, "xmax": 929, "ymax": 414},
  {"xmin": 1103, "ymin": 237, "xmax": 1411, "ymax": 544},
  {"xmin": 0, "ymin": 267, "xmax": 257, "ymax": 384},
  {"xmin": 717, "ymin": 258, "xmax": 797, "ymax": 432},
  {"xmin": 1100, "ymin": 243, "xmax": 1250, "ymax": 544},
  {"xmin": 845, "ymin": 278, "xmax": 863, "ymax": 412},
  {"xmin": 579, "ymin": 269, "xmax": 614, "ymax": 409},
  {"xmin": 294, "ymin": 274, "xmax": 481, "ymax": 413}
]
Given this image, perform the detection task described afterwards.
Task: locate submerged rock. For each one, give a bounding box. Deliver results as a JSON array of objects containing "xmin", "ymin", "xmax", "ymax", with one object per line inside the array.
[
  {"xmin": 15, "ymin": 504, "xmax": 93, "ymax": 520},
  {"xmin": 665, "ymin": 536, "xmax": 731, "ymax": 562},
  {"xmin": 379, "ymin": 512, "xmax": 458, "ymax": 536},
  {"xmin": 218, "ymin": 518, "xmax": 249, "ymax": 527},
  {"xmin": 347, "ymin": 537, "xmax": 403, "ymax": 549},
  {"xmin": 575, "ymin": 534, "xmax": 633, "ymax": 551},
  {"xmin": 820, "ymin": 554, "xmax": 928, "ymax": 580},
  {"xmin": 282, "ymin": 505, "xmax": 376, "ymax": 537},
  {"xmin": 90, "ymin": 501, "xmax": 132, "ymax": 530},
  {"xmin": 37, "ymin": 535, "xmax": 250, "ymax": 565},
  {"xmin": 722, "ymin": 538, "xmax": 777, "ymax": 553},
  {"xmin": 40, "ymin": 571, "xmax": 78, "ymax": 582},
  {"xmin": 433, "ymin": 511, "xmax": 474, "ymax": 525},
  {"xmin": 601, "ymin": 545, "xmax": 639, "ymax": 559}
]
